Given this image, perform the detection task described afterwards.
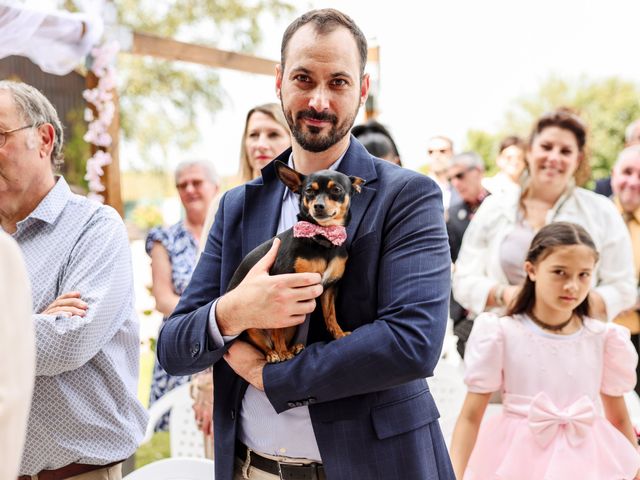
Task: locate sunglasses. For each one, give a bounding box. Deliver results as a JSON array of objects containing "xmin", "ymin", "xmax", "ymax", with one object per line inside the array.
[
  {"xmin": 447, "ymin": 167, "xmax": 477, "ymax": 182},
  {"xmin": 428, "ymin": 148, "xmax": 449, "ymax": 155}
]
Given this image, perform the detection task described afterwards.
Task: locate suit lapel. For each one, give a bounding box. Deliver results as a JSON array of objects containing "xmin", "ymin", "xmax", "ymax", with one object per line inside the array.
[
  {"xmin": 337, "ymin": 137, "xmax": 378, "ymax": 249},
  {"xmin": 241, "ymin": 158, "xmax": 286, "ymax": 256},
  {"xmin": 241, "ymin": 139, "xmax": 378, "ymax": 254}
]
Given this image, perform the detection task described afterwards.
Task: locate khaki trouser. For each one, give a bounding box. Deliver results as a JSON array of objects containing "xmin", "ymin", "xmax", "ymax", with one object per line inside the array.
[{"xmin": 234, "ymin": 457, "xmax": 279, "ymax": 480}]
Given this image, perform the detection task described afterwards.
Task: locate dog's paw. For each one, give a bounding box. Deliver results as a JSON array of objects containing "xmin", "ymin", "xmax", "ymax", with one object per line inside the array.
[
  {"xmin": 291, "ymin": 343, "xmax": 305, "ymax": 355},
  {"xmin": 266, "ymin": 351, "xmax": 281, "ymax": 363},
  {"xmin": 328, "ymin": 329, "xmax": 351, "ymax": 338}
]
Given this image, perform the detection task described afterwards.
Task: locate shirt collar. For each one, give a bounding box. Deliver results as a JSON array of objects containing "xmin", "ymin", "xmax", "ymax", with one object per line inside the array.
[
  {"xmin": 614, "ymin": 195, "xmax": 640, "ymax": 224},
  {"xmin": 281, "ymin": 144, "xmax": 348, "ymax": 201},
  {"xmin": 19, "ymin": 175, "xmax": 72, "ymax": 227}
]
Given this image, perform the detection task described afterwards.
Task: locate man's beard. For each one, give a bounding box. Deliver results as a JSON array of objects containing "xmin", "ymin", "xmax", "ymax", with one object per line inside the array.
[{"xmin": 283, "ymin": 102, "xmax": 359, "ymax": 153}]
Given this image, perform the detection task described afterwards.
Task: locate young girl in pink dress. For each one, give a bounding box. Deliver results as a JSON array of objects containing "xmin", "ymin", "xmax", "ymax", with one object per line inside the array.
[{"xmin": 451, "ymin": 221, "xmax": 640, "ymax": 479}]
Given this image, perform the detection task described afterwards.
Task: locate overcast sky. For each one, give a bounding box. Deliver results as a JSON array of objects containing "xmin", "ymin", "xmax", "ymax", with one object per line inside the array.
[{"xmin": 23, "ymin": 0, "xmax": 640, "ymax": 175}]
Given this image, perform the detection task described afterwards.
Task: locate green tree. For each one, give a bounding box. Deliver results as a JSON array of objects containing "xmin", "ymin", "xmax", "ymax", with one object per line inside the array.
[
  {"xmin": 114, "ymin": 0, "xmax": 294, "ymax": 169},
  {"xmin": 465, "ymin": 129, "xmax": 501, "ymax": 175},
  {"xmin": 61, "ymin": 106, "xmax": 91, "ymax": 190}
]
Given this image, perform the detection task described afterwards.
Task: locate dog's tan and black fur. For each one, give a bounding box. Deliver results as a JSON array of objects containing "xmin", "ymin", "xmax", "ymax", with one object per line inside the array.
[{"xmin": 226, "ymin": 160, "xmax": 364, "ymax": 363}]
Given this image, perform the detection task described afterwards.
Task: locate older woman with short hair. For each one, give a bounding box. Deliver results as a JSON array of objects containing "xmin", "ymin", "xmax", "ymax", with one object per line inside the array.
[{"xmin": 146, "ymin": 159, "xmax": 219, "ymax": 430}]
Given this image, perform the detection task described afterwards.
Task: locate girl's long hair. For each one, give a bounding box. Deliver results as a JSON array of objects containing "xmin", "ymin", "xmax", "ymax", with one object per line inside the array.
[{"xmin": 506, "ymin": 221, "xmax": 599, "ymax": 319}]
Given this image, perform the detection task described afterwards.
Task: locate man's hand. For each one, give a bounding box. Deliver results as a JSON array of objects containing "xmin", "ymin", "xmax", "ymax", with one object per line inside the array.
[
  {"xmin": 41, "ymin": 291, "xmax": 88, "ymax": 317},
  {"xmin": 216, "ymin": 238, "xmax": 323, "ymax": 336},
  {"xmin": 224, "ymin": 340, "xmax": 267, "ymax": 391}
]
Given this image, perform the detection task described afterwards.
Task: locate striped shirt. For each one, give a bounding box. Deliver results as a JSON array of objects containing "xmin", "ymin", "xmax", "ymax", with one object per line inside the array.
[{"xmin": 8, "ymin": 177, "xmax": 148, "ymax": 475}]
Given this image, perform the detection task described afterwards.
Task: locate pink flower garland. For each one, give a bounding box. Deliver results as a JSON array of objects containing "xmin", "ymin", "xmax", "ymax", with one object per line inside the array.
[{"xmin": 82, "ymin": 41, "xmax": 119, "ymax": 202}]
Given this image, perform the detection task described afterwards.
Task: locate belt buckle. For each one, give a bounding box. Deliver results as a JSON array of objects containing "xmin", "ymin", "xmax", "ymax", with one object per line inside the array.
[{"xmin": 277, "ymin": 462, "xmax": 316, "ymax": 480}]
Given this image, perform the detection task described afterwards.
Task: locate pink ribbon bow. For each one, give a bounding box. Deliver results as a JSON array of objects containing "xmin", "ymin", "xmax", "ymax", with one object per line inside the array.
[
  {"xmin": 293, "ymin": 221, "xmax": 347, "ymax": 246},
  {"xmin": 528, "ymin": 392, "xmax": 595, "ymax": 447}
]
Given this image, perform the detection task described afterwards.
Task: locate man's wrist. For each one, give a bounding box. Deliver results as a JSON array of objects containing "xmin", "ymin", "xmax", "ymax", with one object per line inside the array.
[{"xmin": 216, "ymin": 293, "xmax": 242, "ymax": 336}]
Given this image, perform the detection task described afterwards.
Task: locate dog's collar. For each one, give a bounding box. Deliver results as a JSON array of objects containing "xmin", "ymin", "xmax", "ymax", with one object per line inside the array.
[{"xmin": 293, "ymin": 221, "xmax": 347, "ymax": 246}]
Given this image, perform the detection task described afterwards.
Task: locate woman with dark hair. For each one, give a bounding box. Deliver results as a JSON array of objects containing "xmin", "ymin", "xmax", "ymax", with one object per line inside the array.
[
  {"xmin": 352, "ymin": 119, "xmax": 402, "ymax": 165},
  {"xmin": 451, "ymin": 222, "xmax": 640, "ymax": 479},
  {"xmin": 453, "ymin": 108, "xmax": 635, "ymax": 326}
]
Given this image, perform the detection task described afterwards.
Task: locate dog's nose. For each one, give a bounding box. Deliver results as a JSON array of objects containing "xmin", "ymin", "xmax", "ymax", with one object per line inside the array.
[{"xmin": 314, "ymin": 203, "xmax": 325, "ymax": 212}]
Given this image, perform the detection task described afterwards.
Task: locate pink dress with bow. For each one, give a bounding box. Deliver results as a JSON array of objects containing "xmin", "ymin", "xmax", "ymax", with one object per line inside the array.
[{"xmin": 463, "ymin": 313, "xmax": 640, "ymax": 480}]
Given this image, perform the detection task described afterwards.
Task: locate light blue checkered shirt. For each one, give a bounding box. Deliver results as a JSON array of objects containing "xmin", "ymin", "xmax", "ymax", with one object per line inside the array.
[{"xmin": 7, "ymin": 177, "xmax": 148, "ymax": 474}]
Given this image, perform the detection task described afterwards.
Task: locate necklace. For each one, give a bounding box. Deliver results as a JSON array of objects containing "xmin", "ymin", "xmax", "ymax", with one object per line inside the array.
[{"xmin": 528, "ymin": 311, "xmax": 574, "ymax": 332}]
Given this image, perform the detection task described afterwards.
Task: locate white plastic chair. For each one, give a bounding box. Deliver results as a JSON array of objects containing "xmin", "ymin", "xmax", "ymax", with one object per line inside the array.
[
  {"xmin": 124, "ymin": 458, "xmax": 215, "ymax": 480},
  {"xmin": 143, "ymin": 382, "xmax": 205, "ymax": 458},
  {"xmin": 428, "ymin": 360, "xmax": 466, "ymax": 446}
]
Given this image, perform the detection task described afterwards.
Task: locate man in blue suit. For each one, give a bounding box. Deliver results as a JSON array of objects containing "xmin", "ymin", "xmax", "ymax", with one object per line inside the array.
[{"xmin": 157, "ymin": 8, "xmax": 454, "ymax": 480}]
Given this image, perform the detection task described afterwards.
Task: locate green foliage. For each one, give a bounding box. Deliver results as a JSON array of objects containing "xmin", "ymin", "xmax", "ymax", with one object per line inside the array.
[
  {"xmin": 465, "ymin": 129, "xmax": 501, "ymax": 175},
  {"xmin": 114, "ymin": 0, "xmax": 294, "ymax": 167},
  {"xmin": 495, "ymin": 75, "xmax": 640, "ymax": 180},
  {"xmin": 61, "ymin": 107, "xmax": 91, "ymax": 190},
  {"xmin": 131, "ymin": 204, "xmax": 164, "ymax": 231},
  {"xmin": 135, "ymin": 431, "xmax": 170, "ymax": 468}
]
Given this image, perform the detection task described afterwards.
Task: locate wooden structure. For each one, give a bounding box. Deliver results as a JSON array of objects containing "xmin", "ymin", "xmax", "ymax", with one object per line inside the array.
[{"xmin": 2, "ymin": 5, "xmax": 381, "ymax": 216}]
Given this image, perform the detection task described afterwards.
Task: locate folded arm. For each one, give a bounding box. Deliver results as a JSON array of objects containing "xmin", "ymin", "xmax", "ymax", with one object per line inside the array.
[{"xmin": 34, "ymin": 214, "xmax": 135, "ymax": 376}]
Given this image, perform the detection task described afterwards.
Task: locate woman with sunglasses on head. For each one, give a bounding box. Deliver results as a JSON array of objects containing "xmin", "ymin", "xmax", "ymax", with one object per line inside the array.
[
  {"xmin": 452, "ymin": 109, "xmax": 636, "ymax": 345},
  {"xmin": 145, "ymin": 160, "xmax": 219, "ymax": 430}
]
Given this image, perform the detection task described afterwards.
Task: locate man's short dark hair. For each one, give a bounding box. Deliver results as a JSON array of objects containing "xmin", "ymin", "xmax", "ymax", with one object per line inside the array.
[{"xmin": 280, "ymin": 8, "xmax": 368, "ymax": 77}]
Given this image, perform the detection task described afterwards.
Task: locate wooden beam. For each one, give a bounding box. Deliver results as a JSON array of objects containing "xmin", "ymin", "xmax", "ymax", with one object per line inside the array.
[{"xmin": 130, "ymin": 32, "xmax": 278, "ymax": 76}]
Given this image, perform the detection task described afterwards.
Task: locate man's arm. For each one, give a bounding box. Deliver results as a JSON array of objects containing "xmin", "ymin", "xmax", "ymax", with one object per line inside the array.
[
  {"xmin": 255, "ymin": 175, "xmax": 451, "ymax": 412},
  {"xmin": 157, "ymin": 192, "xmax": 322, "ymax": 376},
  {"xmin": 34, "ymin": 211, "xmax": 136, "ymax": 376}
]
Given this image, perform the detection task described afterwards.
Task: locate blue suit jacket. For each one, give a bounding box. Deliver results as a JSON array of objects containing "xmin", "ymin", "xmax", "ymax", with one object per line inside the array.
[{"xmin": 158, "ymin": 138, "xmax": 455, "ymax": 479}]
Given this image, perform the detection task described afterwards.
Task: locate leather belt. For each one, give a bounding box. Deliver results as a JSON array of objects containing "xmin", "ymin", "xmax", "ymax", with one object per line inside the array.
[
  {"xmin": 18, "ymin": 460, "xmax": 122, "ymax": 480},
  {"xmin": 236, "ymin": 441, "xmax": 326, "ymax": 480}
]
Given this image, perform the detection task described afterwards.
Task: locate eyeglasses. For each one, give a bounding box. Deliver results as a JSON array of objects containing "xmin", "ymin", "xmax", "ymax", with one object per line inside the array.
[
  {"xmin": 0, "ymin": 124, "xmax": 35, "ymax": 148},
  {"xmin": 447, "ymin": 167, "xmax": 477, "ymax": 182}
]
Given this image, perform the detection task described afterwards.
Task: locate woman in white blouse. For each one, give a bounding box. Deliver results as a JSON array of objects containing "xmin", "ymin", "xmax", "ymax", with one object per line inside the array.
[{"xmin": 453, "ymin": 108, "xmax": 635, "ymax": 322}]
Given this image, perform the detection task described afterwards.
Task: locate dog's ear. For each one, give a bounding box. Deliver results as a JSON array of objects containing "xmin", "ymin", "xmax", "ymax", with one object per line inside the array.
[
  {"xmin": 349, "ymin": 176, "xmax": 365, "ymax": 194},
  {"xmin": 275, "ymin": 161, "xmax": 305, "ymax": 193}
]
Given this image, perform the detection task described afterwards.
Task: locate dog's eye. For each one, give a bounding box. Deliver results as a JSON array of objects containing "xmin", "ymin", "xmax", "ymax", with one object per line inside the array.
[
  {"xmin": 331, "ymin": 186, "xmax": 343, "ymax": 196},
  {"xmin": 304, "ymin": 187, "xmax": 316, "ymax": 197}
]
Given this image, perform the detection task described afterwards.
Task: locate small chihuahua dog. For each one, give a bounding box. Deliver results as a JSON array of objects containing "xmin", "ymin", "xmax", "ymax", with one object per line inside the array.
[{"xmin": 227, "ymin": 160, "xmax": 365, "ymax": 363}]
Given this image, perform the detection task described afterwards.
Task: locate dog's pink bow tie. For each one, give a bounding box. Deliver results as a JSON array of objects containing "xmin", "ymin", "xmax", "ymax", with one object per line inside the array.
[
  {"xmin": 528, "ymin": 392, "xmax": 595, "ymax": 447},
  {"xmin": 293, "ymin": 221, "xmax": 347, "ymax": 246}
]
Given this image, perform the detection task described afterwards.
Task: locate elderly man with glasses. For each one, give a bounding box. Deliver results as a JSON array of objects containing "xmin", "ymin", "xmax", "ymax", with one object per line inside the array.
[
  {"xmin": 0, "ymin": 80, "xmax": 147, "ymax": 480},
  {"xmin": 446, "ymin": 151, "xmax": 490, "ymax": 357}
]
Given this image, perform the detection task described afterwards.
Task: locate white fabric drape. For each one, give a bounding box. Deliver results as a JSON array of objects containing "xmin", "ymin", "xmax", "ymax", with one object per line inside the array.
[{"xmin": 0, "ymin": 3, "xmax": 103, "ymax": 75}]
